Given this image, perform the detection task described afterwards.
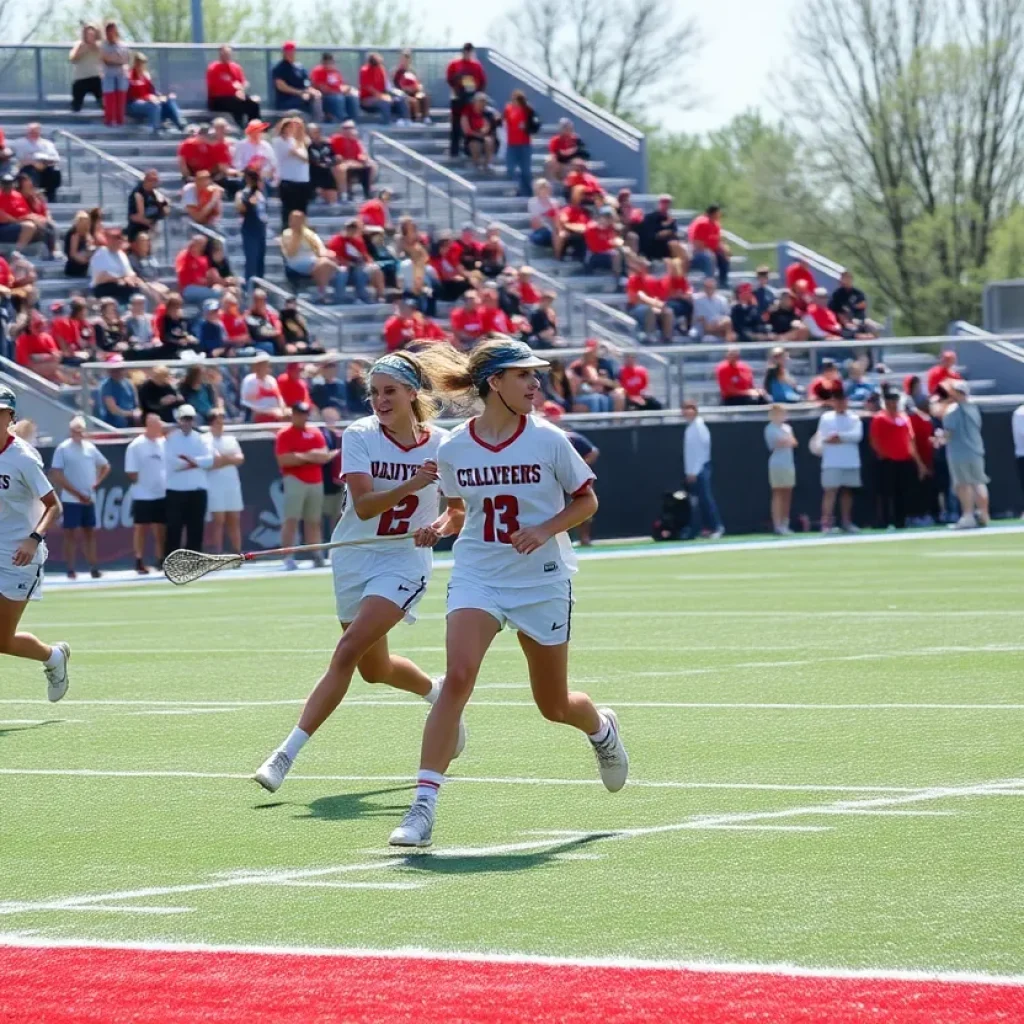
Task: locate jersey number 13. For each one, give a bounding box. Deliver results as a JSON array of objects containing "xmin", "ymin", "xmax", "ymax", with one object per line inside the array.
[{"xmin": 482, "ymin": 495, "xmax": 520, "ymax": 544}]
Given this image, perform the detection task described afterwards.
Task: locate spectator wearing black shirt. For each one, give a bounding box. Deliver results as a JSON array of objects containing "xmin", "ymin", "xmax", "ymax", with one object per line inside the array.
[
  {"xmin": 310, "ymin": 353, "xmax": 346, "ymax": 414},
  {"xmin": 828, "ymin": 269, "xmax": 880, "ymax": 337},
  {"xmin": 767, "ymin": 290, "xmax": 810, "ymax": 341},
  {"xmin": 345, "ymin": 358, "xmax": 371, "ymax": 415},
  {"xmin": 306, "ymin": 123, "xmax": 339, "ymax": 204},
  {"xmin": 272, "ymin": 42, "xmax": 323, "ymax": 121},
  {"xmin": 319, "ymin": 407, "xmax": 345, "ymax": 530},
  {"xmin": 528, "ymin": 291, "xmax": 564, "ymax": 349},
  {"xmin": 730, "ymin": 282, "xmax": 771, "ymax": 342},
  {"xmin": 138, "ymin": 364, "xmax": 183, "ymax": 422},
  {"xmin": 126, "ymin": 169, "xmax": 170, "ymax": 241},
  {"xmin": 94, "ymin": 297, "xmax": 130, "ymax": 356},
  {"xmin": 753, "ymin": 266, "xmax": 776, "ymax": 315},
  {"xmin": 638, "ymin": 194, "xmax": 684, "ymax": 262}
]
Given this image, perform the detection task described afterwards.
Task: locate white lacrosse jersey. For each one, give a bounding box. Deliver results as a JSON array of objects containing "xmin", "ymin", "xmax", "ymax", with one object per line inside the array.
[
  {"xmin": 437, "ymin": 414, "xmax": 596, "ymax": 589},
  {"xmin": 0, "ymin": 436, "xmax": 54, "ymax": 564},
  {"xmin": 331, "ymin": 416, "xmax": 448, "ymax": 579}
]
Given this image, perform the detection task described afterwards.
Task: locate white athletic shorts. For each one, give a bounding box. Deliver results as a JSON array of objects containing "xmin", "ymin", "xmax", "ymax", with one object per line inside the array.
[
  {"xmin": 447, "ymin": 578, "xmax": 575, "ymax": 647},
  {"xmin": 333, "ymin": 563, "xmax": 428, "ymax": 624},
  {"xmin": 0, "ymin": 561, "xmax": 44, "ymax": 603}
]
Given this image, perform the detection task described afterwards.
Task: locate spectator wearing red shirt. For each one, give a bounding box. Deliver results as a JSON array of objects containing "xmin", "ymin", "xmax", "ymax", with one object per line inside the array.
[
  {"xmin": 50, "ymin": 302, "xmax": 90, "ymax": 362},
  {"xmin": 784, "ymin": 257, "xmax": 817, "ymax": 294},
  {"xmin": 584, "ymin": 206, "xmax": 625, "ymax": 279},
  {"xmin": 175, "ymin": 235, "xmax": 222, "ymax": 305},
  {"xmin": 277, "ymin": 362, "xmax": 312, "ymax": 408},
  {"xmin": 809, "ymin": 359, "xmax": 842, "ymax": 403},
  {"xmin": 311, "ymin": 51, "xmax": 359, "ymax": 123},
  {"xmin": 359, "ymin": 51, "xmax": 408, "ymax": 124},
  {"xmin": 329, "ymin": 121, "xmax": 377, "ymax": 200},
  {"xmin": 13, "ymin": 171, "xmax": 57, "ymax": 257},
  {"xmin": 804, "ymin": 287, "xmax": 844, "ymax": 339},
  {"xmin": 0, "ymin": 173, "xmax": 39, "ymax": 250},
  {"xmin": 392, "ymin": 49, "xmax": 430, "ymax": 123},
  {"xmin": 383, "ymin": 297, "xmax": 422, "ymax": 352},
  {"xmin": 461, "ymin": 93, "xmax": 498, "ymax": 170},
  {"xmin": 619, "ymin": 351, "xmax": 662, "ymax": 410},
  {"xmin": 556, "ymin": 186, "xmax": 591, "ymax": 262},
  {"xmin": 503, "ymin": 89, "xmax": 539, "ymax": 197},
  {"xmin": 687, "ymin": 204, "xmax": 731, "ymax": 287},
  {"xmin": 545, "ymin": 118, "xmax": 588, "ymax": 181},
  {"xmin": 220, "ymin": 294, "xmax": 251, "ymax": 350},
  {"xmin": 359, "ymin": 190, "xmax": 392, "ymax": 230},
  {"xmin": 906, "ymin": 399, "xmax": 938, "ymax": 523},
  {"xmin": 126, "ymin": 53, "xmax": 184, "ymax": 135},
  {"xmin": 563, "ymin": 158, "xmax": 605, "ymax": 208},
  {"xmin": 450, "ymin": 290, "xmax": 488, "ymax": 350},
  {"xmin": 275, "ymin": 402, "xmax": 332, "ymax": 570},
  {"xmin": 430, "ymin": 235, "xmax": 471, "ymax": 302},
  {"xmin": 447, "ymin": 43, "xmax": 487, "ymax": 157},
  {"xmin": 661, "ymin": 256, "xmax": 693, "ymax": 335},
  {"xmin": 182, "ymin": 169, "xmax": 224, "ymax": 227},
  {"xmin": 517, "ymin": 266, "xmax": 542, "ymax": 307},
  {"xmin": 206, "ymin": 44, "xmax": 261, "ymax": 128},
  {"xmin": 177, "ymin": 125, "xmax": 220, "ymax": 180},
  {"xmin": 716, "ymin": 347, "xmax": 767, "ymax": 406},
  {"xmin": 479, "ymin": 284, "xmax": 514, "ymax": 336},
  {"xmin": 870, "ymin": 388, "xmax": 926, "ymax": 529},
  {"xmin": 14, "ymin": 312, "xmax": 63, "ymax": 382},
  {"xmin": 326, "ymin": 219, "xmax": 383, "ymax": 303},
  {"xmin": 626, "ymin": 258, "xmax": 673, "ymax": 343},
  {"xmin": 927, "ymin": 350, "xmax": 961, "ymax": 395}
]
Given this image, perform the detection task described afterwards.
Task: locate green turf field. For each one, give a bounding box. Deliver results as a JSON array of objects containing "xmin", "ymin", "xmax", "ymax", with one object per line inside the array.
[{"xmin": 1, "ymin": 532, "xmax": 1023, "ymax": 975}]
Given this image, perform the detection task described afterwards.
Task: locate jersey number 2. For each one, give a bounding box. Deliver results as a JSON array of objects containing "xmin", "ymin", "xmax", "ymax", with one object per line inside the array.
[
  {"xmin": 482, "ymin": 495, "xmax": 520, "ymax": 544},
  {"xmin": 378, "ymin": 495, "xmax": 419, "ymax": 536}
]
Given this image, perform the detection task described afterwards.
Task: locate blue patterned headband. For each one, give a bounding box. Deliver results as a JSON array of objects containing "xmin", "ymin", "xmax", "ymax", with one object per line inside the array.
[
  {"xmin": 371, "ymin": 354, "xmax": 421, "ymax": 390},
  {"xmin": 471, "ymin": 340, "xmax": 550, "ymax": 388}
]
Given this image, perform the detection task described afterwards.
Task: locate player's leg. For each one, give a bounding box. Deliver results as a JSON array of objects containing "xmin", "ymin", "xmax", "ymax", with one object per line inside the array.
[
  {"xmin": 839, "ymin": 486, "xmax": 855, "ymax": 528},
  {"xmin": 150, "ymin": 523, "xmax": 165, "ymax": 566},
  {"xmin": 82, "ymin": 525, "xmax": 100, "ymax": 576},
  {"xmin": 821, "ymin": 486, "xmax": 837, "ymax": 531},
  {"xmin": 62, "ymin": 525, "xmax": 78, "ymax": 577},
  {"xmin": 356, "ymin": 633, "xmax": 432, "ymax": 697},
  {"xmin": 0, "ymin": 587, "xmax": 70, "ymax": 700}
]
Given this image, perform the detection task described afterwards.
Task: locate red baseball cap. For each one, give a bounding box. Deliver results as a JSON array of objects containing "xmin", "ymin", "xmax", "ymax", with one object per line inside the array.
[
  {"xmin": 584, "ymin": 338, "xmax": 599, "ymax": 351},
  {"xmin": 736, "ymin": 282, "xmax": 753, "ymax": 295},
  {"xmin": 282, "ymin": 41, "xmax": 297, "ymax": 51},
  {"xmin": 543, "ymin": 401, "xmax": 564, "ymax": 420}
]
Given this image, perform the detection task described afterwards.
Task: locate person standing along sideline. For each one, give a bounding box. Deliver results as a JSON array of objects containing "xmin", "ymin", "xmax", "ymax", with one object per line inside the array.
[
  {"xmin": 124, "ymin": 413, "xmax": 167, "ymax": 574},
  {"xmin": 0, "ymin": 385, "xmax": 71, "ymax": 700},
  {"xmin": 682, "ymin": 400, "xmax": 724, "ymax": 540},
  {"xmin": 205, "ymin": 410, "xmax": 245, "ymax": 554},
  {"xmin": 163, "ymin": 404, "xmax": 216, "ymax": 558},
  {"xmin": 49, "ymin": 416, "xmax": 110, "ymax": 579},
  {"xmin": 764, "ymin": 404, "xmax": 797, "ymax": 534},
  {"xmin": 1013, "ymin": 401, "xmax": 1024, "ymax": 518},
  {"xmin": 942, "ymin": 380, "xmax": 990, "ymax": 529},
  {"xmin": 275, "ymin": 402, "xmax": 333, "ymax": 571},
  {"xmin": 869, "ymin": 387, "xmax": 927, "ymax": 530},
  {"xmin": 319, "ymin": 407, "xmax": 345, "ymax": 535},
  {"xmin": 816, "ymin": 384, "xmax": 863, "ymax": 533}
]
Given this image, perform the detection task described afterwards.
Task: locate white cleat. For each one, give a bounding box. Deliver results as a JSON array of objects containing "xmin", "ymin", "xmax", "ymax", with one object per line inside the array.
[
  {"xmin": 44, "ymin": 642, "xmax": 71, "ymax": 702},
  {"xmin": 592, "ymin": 708, "xmax": 629, "ymax": 792},
  {"xmin": 253, "ymin": 750, "xmax": 293, "ymax": 793},
  {"xmin": 389, "ymin": 799, "xmax": 434, "ymax": 848}
]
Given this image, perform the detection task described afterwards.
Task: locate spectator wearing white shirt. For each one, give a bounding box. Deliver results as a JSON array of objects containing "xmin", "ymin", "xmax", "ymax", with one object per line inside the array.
[
  {"xmin": 88, "ymin": 228, "xmax": 140, "ymax": 304},
  {"xmin": 1014, "ymin": 402, "xmax": 1024, "ymax": 518},
  {"xmin": 233, "ymin": 121, "xmax": 278, "ymax": 184},
  {"xmin": 815, "ymin": 385, "xmax": 863, "ymax": 532},
  {"xmin": 682, "ymin": 399, "xmax": 724, "ymax": 540},
  {"xmin": 124, "ymin": 413, "xmax": 167, "ymax": 574},
  {"xmin": 691, "ymin": 277, "xmax": 734, "ymax": 342},
  {"xmin": 241, "ymin": 352, "xmax": 288, "ymax": 423},
  {"xmin": 163, "ymin": 404, "xmax": 216, "ymax": 558},
  {"xmin": 12, "ymin": 123, "xmax": 62, "ymax": 202},
  {"xmin": 205, "ymin": 409, "xmax": 245, "ymax": 553},
  {"xmin": 49, "ymin": 417, "xmax": 110, "ymax": 578}
]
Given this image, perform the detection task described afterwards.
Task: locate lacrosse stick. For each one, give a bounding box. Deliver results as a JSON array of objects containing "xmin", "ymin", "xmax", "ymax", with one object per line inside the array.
[{"xmin": 164, "ymin": 533, "xmax": 414, "ymax": 586}]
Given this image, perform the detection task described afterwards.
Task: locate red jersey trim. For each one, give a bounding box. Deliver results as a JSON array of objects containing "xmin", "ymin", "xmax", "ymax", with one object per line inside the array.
[
  {"xmin": 468, "ymin": 415, "xmax": 527, "ymax": 453},
  {"xmin": 381, "ymin": 422, "xmax": 431, "ymax": 453},
  {"xmin": 572, "ymin": 479, "xmax": 595, "ymax": 498}
]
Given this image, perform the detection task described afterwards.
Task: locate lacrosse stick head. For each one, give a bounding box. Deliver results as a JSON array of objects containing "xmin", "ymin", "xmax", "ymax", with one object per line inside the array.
[{"xmin": 163, "ymin": 549, "xmax": 244, "ymax": 586}]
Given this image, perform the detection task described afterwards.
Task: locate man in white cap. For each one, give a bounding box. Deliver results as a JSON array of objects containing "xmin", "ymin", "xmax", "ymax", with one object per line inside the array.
[
  {"xmin": 942, "ymin": 379, "xmax": 990, "ymax": 528},
  {"xmin": 163, "ymin": 404, "xmax": 216, "ymax": 557}
]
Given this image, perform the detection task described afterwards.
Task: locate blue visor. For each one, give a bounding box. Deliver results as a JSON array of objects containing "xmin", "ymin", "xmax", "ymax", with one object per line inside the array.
[
  {"xmin": 471, "ymin": 340, "xmax": 549, "ymax": 388},
  {"xmin": 371, "ymin": 354, "xmax": 422, "ymax": 390}
]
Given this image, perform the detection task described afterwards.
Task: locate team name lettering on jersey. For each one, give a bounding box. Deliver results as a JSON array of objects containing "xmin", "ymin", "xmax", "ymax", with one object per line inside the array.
[
  {"xmin": 456, "ymin": 464, "xmax": 543, "ymax": 487},
  {"xmin": 0, "ymin": 474, "xmax": 10, "ymax": 489},
  {"xmin": 369, "ymin": 460, "xmax": 422, "ymax": 482}
]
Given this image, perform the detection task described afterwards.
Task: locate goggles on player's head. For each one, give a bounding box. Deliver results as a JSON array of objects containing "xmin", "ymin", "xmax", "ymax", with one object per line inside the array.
[
  {"xmin": 471, "ymin": 339, "xmax": 550, "ymax": 389},
  {"xmin": 370, "ymin": 354, "xmax": 422, "ymax": 391}
]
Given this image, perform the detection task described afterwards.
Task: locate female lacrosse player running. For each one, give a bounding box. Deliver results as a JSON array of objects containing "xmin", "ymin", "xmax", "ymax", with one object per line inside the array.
[
  {"xmin": 389, "ymin": 338, "xmax": 628, "ymax": 848},
  {"xmin": 0, "ymin": 386, "xmax": 71, "ymax": 698},
  {"xmin": 254, "ymin": 347, "xmax": 469, "ymax": 792}
]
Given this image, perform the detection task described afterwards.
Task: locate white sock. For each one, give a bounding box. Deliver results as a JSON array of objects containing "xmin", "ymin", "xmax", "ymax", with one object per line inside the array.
[
  {"xmin": 415, "ymin": 770, "xmax": 444, "ymax": 809},
  {"xmin": 423, "ymin": 679, "xmax": 441, "ymax": 705},
  {"xmin": 44, "ymin": 646, "xmax": 64, "ymax": 669},
  {"xmin": 588, "ymin": 715, "xmax": 611, "ymax": 746},
  {"xmin": 279, "ymin": 727, "xmax": 310, "ymax": 762}
]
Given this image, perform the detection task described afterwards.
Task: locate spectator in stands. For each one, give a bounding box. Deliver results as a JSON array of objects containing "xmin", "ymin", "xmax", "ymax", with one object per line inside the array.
[
  {"xmin": 688, "ymin": 205, "xmax": 730, "ymax": 287},
  {"xmin": 329, "ymin": 121, "xmax": 376, "ymax": 200},
  {"xmin": 754, "ymin": 266, "xmax": 776, "ymax": 315},
  {"xmin": 310, "ymin": 52, "xmax": 359, "ymax": 124},
  {"xmin": 626, "ymin": 258, "xmax": 672, "ymax": 343},
  {"xmin": 0, "ymin": 130, "xmax": 11, "ymax": 178},
  {"xmin": 540, "ymin": 357, "xmax": 575, "ymax": 411},
  {"xmin": 276, "ymin": 401, "xmax": 332, "ymax": 570},
  {"xmin": 430, "ymin": 234, "xmax": 471, "ymax": 301},
  {"xmin": 393, "ymin": 49, "xmax": 431, "ymax": 123},
  {"xmin": 14, "ymin": 172, "xmax": 57, "ymax": 258},
  {"xmin": 765, "ymin": 404, "xmax": 797, "ymax": 534},
  {"xmin": 528, "ymin": 291, "xmax": 564, "ymax": 349},
  {"xmin": 196, "ymin": 297, "xmax": 226, "ymax": 357},
  {"xmin": 179, "ymin": 361, "xmax": 220, "ymax": 424},
  {"xmin": 0, "ymin": 173, "xmax": 43, "ymax": 252},
  {"xmin": 12, "ymin": 123, "xmax": 62, "ymax": 202},
  {"xmin": 395, "ymin": 216, "xmax": 424, "ymax": 258},
  {"xmin": 126, "ymin": 54, "xmax": 185, "ymax": 135},
  {"xmin": 731, "ymin": 282, "xmax": 771, "ymax": 342},
  {"xmin": 503, "ymin": 90, "xmax": 539, "ymax": 197},
  {"xmin": 829, "ymin": 270, "xmax": 879, "ymax": 336},
  {"xmin": 245, "ymin": 290, "xmax": 285, "ymax": 355},
  {"xmin": 209, "ymin": 119, "xmax": 242, "ymax": 195},
  {"xmin": 562, "ymin": 158, "xmax": 605, "ymax": 209},
  {"xmin": 57, "ymin": 297, "xmax": 98, "ymax": 359},
  {"xmin": 942, "ymin": 380, "xmax": 990, "ymax": 528},
  {"xmin": 345, "ymin": 359, "xmax": 372, "ymax": 415},
  {"xmin": 234, "ymin": 167, "xmax": 268, "ymax": 285},
  {"xmin": 619, "ymin": 351, "xmax": 661, "ymax": 410},
  {"xmin": 94, "ymin": 296, "xmax": 131, "ymax": 356},
  {"xmin": 126, "ymin": 168, "xmax": 170, "ymax": 241},
  {"xmin": 682, "ymin": 400, "xmax": 724, "ymax": 540},
  {"xmin": 89, "ymin": 228, "xmax": 140, "ymax": 303},
  {"xmin": 692, "ymin": 277, "xmax": 734, "ymax": 342},
  {"xmin": 616, "ymin": 188, "xmax": 644, "ymax": 239},
  {"xmin": 639, "ymin": 194, "xmax": 683, "ymax": 263},
  {"xmin": 309, "ymin": 352, "xmax": 345, "ymax": 414},
  {"xmin": 762, "ymin": 347, "xmax": 802, "ymax": 402},
  {"xmin": 177, "ymin": 123, "xmax": 216, "ymax": 181},
  {"xmin": 808, "ymin": 358, "xmax": 842, "ymax": 402},
  {"xmin": 216, "ymin": 292, "xmax": 250, "ymax": 352},
  {"xmin": 305, "ymin": 124, "xmax": 339, "ymax": 204},
  {"xmin": 273, "ymin": 42, "xmax": 323, "ymax": 120},
  {"xmin": 462, "ymin": 93, "xmax": 499, "ymax": 171},
  {"xmin": 479, "ymin": 281, "xmax": 516, "ymax": 334},
  {"xmin": 450, "ymin": 290, "xmax": 488, "ymax": 350},
  {"xmin": 397, "ymin": 243, "xmax": 439, "ymax": 316},
  {"xmin": 904, "ymin": 373, "xmax": 927, "ymax": 407},
  {"xmin": 383, "ymin": 296, "xmax": 421, "ymax": 352},
  {"xmin": 447, "ymin": 43, "xmax": 487, "ymax": 158},
  {"xmin": 241, "ymin": 351, "xmax": 287, "ymax": 421},
  {"xmin": 4, "ymin": 249, "xmax": 36, "ymax": 313},
  {"xmin": 927, "ymin": 350, "xmax": 961, "ymax": 395},
  {"xmin": 233, "ymin": 120, "xmax": 277, "ymax": 184},
  {"xmin": 545, "ymin": 118, "xmax": 587, "ymax": 181},
  {"xmin": 124, "ymin": 292, "xmax": 156, "ymax": 349},
  {"xmin": 527, "ymin": 178, "xmax": 561, "ymax": 250},
  {"xmin": 176, "ymin": 234, "xmax": 222, "ymax": 305},
  {"xmin": 326, "ymin": 218, "xmax": 381, "ymax": 303},
  {"xmin": 277, "ymin": 360, "xmax": 312, "ymax": 409},
  {"xmin": 767, "ymin": 289, "xmax": 810, "ymax": 340},
  {"xmin": 844, "ymin": 356, "xmax": 878, "ymax": 402},
  {"xmin": 69, "ymin": 24, "xmax": 103, "ymax": 113},
  {"xmin": 816, "ymin": 385, "xmax": 862, "ymax": 532},
  {"xmin": 784, "ymin": 256, "xmax": 816, "ymax": 294},
  {"xmin": 457, "ymin": 222, "xmax": 484, "ymax": 272},
  {"xmin": 717, "ymin": 347, "xmax": 767, "ymax": 406},
  {"xmin": 204, "ymin": 237, "xmax": 238, "ymax": 293},
  {"xmin": 98, "ymin": 358, "xmax": 140, "ymax": 427},
  {"xmin": 127, "ymin": 232, "xmax": 170, "ymax": 305},
  {"xmin": 569, "ymin": 340, "xmax": 626, "ymax": 412},
  {"xmin": 281, "ymin": 209, "xmax": 347, "ymax": 304},
  {"xmin": 154, "ymin": 292, "xmax": 198, "ymax": 358},
  {"xmin": 661, "ymin": 257, "xmax": 693, "ymax": 336},
  {"xmin": 63, "ymin": 210, "xmax": 95, "ymax": 278},
  {"xmin": 803, "ymin": 286, "xmax": 845, "ymax": 340},
  {"xmin": 359, "ymin": 189, "xmax": 392, "ymax": 231},
  {"xmin": 556, "ymin": 186, "xmax": 590, "ymax": 262},
  {"xmin": 207, "ymin": 45, "xmax": 261, "ymax": 128},
  {"xmin": 583, "ymin": 205, "xmax": 626, "ymax": 281},
  {"xmin": 100, "ymin": 20, "xmax": 130, "ymax": 126},
  {"xmin": 479, "ymin": 223, "xmax": 506, "ymax": 278},
  {"xmin": 359, "ymin": 52, "xmax": 408, "ymax": 125},
  {"xmin": 14, "ymin": 311, "xmax": 64, "ymax": 382},
  {"xmin": 182, "ymin": 169, "xmax": 224, "ymax": 227},
  {"xmin": 870, "ymin": 386, "xmax": 926, "ymax": 530},
  {"xmin": 139, "ymin": 364, "xmax": 183, "ymax": 423},
  {"xmin": 272, "ymin": 117, "xmax": 311, "ymax": 230}
]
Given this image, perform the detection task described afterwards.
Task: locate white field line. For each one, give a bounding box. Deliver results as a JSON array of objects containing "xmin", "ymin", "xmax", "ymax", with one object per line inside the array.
[
  {"xmin": 0, "ymin": 934, "xmax": 1022, "ymax": 988},
  {"xmin": 58, "ymin": 906, "xmax": 193, "ymax": 915}
]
